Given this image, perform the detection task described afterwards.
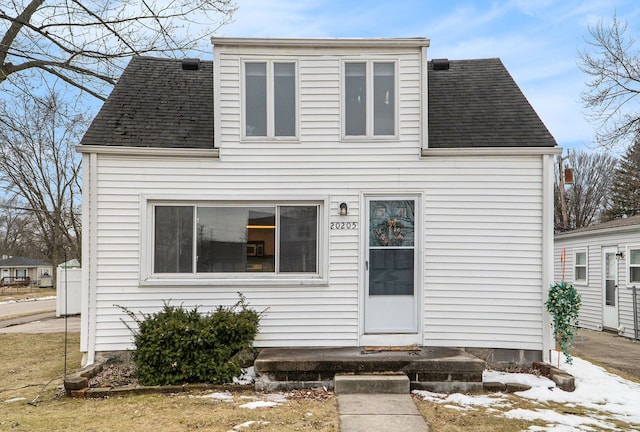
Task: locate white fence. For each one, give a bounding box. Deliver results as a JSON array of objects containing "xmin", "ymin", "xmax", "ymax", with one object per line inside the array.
[{"xmin": 56, "ymin": 266, "xmax": 81, "ymax": 317}]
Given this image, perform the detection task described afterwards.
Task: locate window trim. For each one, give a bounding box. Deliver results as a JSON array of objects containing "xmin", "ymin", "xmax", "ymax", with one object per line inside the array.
[
  {"xmin": 140, "ymin": 195, "xmax": 328, "ymax": 286},
  {"xmin": 241, "ymin": 58, "xmax": 299, "ymax": 142},
  {"xmin": 628, "ymin": 245, "xmax": 640, "ymax": 285},
  {"xmin": 341, "ymin": 58, "xmax": 399, "ymax": 140},
  {"xmin": 573, "ymin": 248, "xmax": 588, "ymax": 285}
]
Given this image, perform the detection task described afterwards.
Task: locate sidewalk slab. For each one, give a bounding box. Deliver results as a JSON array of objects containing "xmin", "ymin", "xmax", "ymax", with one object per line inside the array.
[
  {"xmin": 338, "ymin": 394, "xmax": 429, "ymax": 432},
  {"xmin": 338, "ymin": 394, "xmax": 419, "ymax": 415},
  {"xmin": 340, "ymin": 414, "xmax": 429, "ymax": 432}
]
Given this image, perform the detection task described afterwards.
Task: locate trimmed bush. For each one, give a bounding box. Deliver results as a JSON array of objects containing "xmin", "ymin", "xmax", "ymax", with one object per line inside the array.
[{"xmin": 120, "ymin": 295, "xmax": 260, "ymax": 386}]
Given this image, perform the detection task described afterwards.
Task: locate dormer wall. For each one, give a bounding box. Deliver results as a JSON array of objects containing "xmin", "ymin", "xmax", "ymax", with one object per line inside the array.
[{"xmin": 212, "ymin": 38, "xmax": 429, "ymax": 159}]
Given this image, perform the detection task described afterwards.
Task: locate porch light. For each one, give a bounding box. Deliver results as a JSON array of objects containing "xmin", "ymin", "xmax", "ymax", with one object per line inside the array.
[
  {"xmin": 616, "ymin": 251, "xmax": 624, "ymax": 260},
  {"xmin": 339, "ymin": 202, "xmax": 348, "ymax": 216}
]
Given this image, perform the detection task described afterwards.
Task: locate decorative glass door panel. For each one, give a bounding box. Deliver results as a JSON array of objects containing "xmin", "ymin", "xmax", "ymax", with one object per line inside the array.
[
  {"xmin": 364, "ymin": 198, "xmax": 418, "ymax": 334},
  {"xmin": 603, "ymin": 249, "xmax": 619, "ymax": 329}
]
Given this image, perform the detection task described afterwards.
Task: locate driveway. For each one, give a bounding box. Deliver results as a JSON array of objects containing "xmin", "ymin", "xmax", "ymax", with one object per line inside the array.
[
  {"xmin": 0, "ymin": 297, "xmax": 80, "ymax": 333},
  {"xmin": 572, "ymin": 328, "xmax": 640, "ymax": 380}
]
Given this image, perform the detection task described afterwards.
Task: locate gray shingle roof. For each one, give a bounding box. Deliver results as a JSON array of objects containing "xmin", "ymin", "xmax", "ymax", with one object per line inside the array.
[
  {"xmin": 556, "ymin": 215, "xmax": 640, "ymax": 238},
  {"xmin": 80, "ymin": 57, "xmax": 214, "ymax": 149},
  {"xmin": 0, "ymin": 257, "xmax": 51, "ymax": 267},
  {"xmin": 427, "ymin": 58, "xmax": 556, "ymax": 148},
  {"xmin": 80, "ymin": 56, "xmax": 556, "ymax": 149}
]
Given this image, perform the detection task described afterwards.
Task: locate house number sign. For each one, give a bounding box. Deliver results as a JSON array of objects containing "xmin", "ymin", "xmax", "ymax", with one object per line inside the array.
[{"xmin": 330, "ymin": 221, "xmax": 358, "ymax": 230}]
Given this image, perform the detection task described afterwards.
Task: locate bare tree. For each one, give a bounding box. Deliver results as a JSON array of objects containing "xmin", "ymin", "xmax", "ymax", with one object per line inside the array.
[
  {"xmin": 0, "ymin": 196, "xmax": 39, "ymax": 257},
  {"xmin": 0, "ymin": 89, "xmax": 85, "ymax": 269},
  {"xmin": 0, "ymin": 0, "xmax": 236, "ymax": 100},
  {"xmin": 555, "ymin": 150, "xmax": 618, "ymax": 232},
  {"xmin": 579, "ymin": 14, "xmax": 640, "ymax": 149}
]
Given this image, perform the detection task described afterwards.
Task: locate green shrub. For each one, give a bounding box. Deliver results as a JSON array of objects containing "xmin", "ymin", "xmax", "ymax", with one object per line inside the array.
[{"xmin": 119, "ymin": 295, "xmax": 260, "ymax": 386}]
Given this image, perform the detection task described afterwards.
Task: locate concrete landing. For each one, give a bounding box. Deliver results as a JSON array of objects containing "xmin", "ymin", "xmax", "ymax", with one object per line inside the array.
[
  {"xmin": 254, "ymin": 346, "xmax": 485, "ymax": 393},
  {"xmin": 338, "ymin": 394, "xmax": 430, "ymax": 432}
]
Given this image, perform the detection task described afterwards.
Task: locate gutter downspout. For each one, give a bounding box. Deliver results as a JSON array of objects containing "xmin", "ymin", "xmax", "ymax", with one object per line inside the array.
[
  {"xmin": 542, "ymin": 153, "xmax": 556, "ymax": 362},
  {"xmin": 87, "ymin": 152, "xmax": 98, "ymax": 365}
]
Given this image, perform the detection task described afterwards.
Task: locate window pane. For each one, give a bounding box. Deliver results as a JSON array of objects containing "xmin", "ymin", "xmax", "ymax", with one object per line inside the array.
[
  {"xmin": 274, "ymin": 63, "xmax": 296, "ymax": 136},
  {"xmin": 369, "ymin": 249, "xmax": 414, "ymax": 295},
  {"xmin": 575, "ymin": 251, "xmax": 586, "ymax": 266},
  {"xmin": 373, "ymin": 62, "xmax": 394, "ymax": 135},
  {"xmin": 605, "ymin": 279, "xmax": 616, "ymax": 306},
  {"xmin": 197, "ymin": 207, "xmax": 275, "ymax": 272},
  {"xmin": 631, "ymin": 267, "xmax": 640, "ymax": 284},
  {"xmin": 369, "ymin": 200, "xmax": 415, "ymax": 247},
  {"xmin": 575, "ymin": 267, "xmax": 586, "ymax": 281},
  {"xmin": 631, "ymin": 249, "xmax": 640, "ymax": 265},
  {"xmin": 345, "ymin": 62, "xmax": 366, "ymax": 135},
  {"xmin": 155, "ymin": 206, "xmax": 193, "ymax": 273},
  {"xmin": 280, "ymin": 206, "xmax": 317, "ymax": 272},
  {"xmin": 245, "ymin": 62, "xmax": 267, "ymax": 136}
]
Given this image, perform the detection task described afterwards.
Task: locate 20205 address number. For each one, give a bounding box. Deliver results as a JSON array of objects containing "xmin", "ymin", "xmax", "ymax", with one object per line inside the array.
[{"xmin": 330, "ymin": 222, "xmax": 358, "ymax": 230}]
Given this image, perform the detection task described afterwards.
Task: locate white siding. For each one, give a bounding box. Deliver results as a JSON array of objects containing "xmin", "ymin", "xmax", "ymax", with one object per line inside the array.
[
  {"xmin": 555, "ymin": 229, "xmax": 640, "ymax": 339},
  {"xmin": 88, "ymin": 154, "xmax": 547, "ymax": 353},
  {"xmin": 82, "ymin": 42, "xmax": 552, "ymax": 356}
]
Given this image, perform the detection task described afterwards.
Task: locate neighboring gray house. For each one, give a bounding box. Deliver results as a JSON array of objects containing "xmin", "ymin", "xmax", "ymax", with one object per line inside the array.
[
  {"xmin": 77, "ymin": 37, "xmax": 560, "ymax": 367},
  {"xmin": 0, "ymin": 256, "xmax": 53, "ymax": 287},
  {"xmin": 555, "ymin": 215, "xmax": 640, "ymax": 340}
]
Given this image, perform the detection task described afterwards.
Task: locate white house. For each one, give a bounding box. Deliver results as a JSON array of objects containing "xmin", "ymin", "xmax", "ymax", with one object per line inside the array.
[
  {"xmin": 0, "ymin": 256, "xmax": 53, "ymax": 288},
  {"xmin": 77, "ymin": 37, "xmax": 560, "ymax": 367},
  {"xmin": 554, "ymin": 216, "xmax": 640, "ymax": 340}
]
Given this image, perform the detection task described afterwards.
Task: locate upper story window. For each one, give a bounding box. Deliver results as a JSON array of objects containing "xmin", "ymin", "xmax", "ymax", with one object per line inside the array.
[
  {"xmin": 630, "ymin": 248, "xmax": 640, "ymax": 284},
  {"xmin": 574, "ymin": 249, "xmax": 587, "ymax": 284},
  {"xmin": 244, "ymin": 61, "xmax": 297, "ymax": 139},
  {"xmin": 344, "ymin": 61, "xmax": 396, "ymax": 138}
]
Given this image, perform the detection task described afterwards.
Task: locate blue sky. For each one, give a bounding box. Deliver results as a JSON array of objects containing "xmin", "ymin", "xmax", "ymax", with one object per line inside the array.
[{"xmin": 214, "ymin": 0, "xmax": 640, "ymax": 152}]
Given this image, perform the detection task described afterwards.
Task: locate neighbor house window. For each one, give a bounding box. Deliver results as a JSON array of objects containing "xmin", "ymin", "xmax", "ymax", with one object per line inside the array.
[
  {"xmin": 630, "ymin": 248, "xmax": 640, "ymax": 284},
  {"xmin": 153, "ymin": 204, "xmax": 318, "ymax": 274},
  {"xmin": 574, "ymin": 249, "xmax": 587, "ymax": 283},
  {"xmin": 244, "ymin": 61, "xmax": 296, "ymax": 139},
  {"xmin": 344, "ymin": 61, "xmax": 396, "ymax": 137}
]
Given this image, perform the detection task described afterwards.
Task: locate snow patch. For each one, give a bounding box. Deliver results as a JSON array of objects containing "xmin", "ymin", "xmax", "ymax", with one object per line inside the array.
[
  {"xmin": 195, "ymin": 391, "xmax": 234, "ymax": 402},
  {"xmin": 239, "ymin": 400, "xmax": 281, "ymax": 409}
]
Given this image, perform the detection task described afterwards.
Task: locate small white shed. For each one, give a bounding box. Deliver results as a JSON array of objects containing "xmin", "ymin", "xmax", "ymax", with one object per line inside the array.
[
  {"xmin": 554, "ymin": 216, "xmax": 640, "ymax": 340},
  {"xmin": 56, "ymin": 259, "xmax": 82, "ymax": 317}
]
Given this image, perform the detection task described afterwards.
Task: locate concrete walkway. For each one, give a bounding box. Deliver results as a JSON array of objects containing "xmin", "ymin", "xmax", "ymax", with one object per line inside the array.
[
  {"xmin": 0, "ymin": 297, "xmax": 80, "ymax": 333},
  {"xmin": 0, "ymin": 315, "xmax": 80, "ymax": 333},
  {"xmin": 338, "ymin": 394, "xmax": 429, "ymax": 432}
]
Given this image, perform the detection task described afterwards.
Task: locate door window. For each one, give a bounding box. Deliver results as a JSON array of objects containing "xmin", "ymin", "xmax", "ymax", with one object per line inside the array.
[{"xmin": 368, "ymin": 200, "xmax": 415, "ymax": 296}]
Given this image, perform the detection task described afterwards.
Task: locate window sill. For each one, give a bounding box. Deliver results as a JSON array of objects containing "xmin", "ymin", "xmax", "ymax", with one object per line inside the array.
[
  {"xmin": 241, "ymin": 137, "xmax": 301, "ymax": 144},
  {"xmin": 139, "ymin": 276, "xmax": 328, "ymax": 287},
  {"xmin": 341, "ymin": 136, "xmax": 399, "ymax": 142}
]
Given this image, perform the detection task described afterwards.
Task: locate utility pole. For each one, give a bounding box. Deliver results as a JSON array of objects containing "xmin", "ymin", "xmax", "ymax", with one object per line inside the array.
[{"xmin": 557, "ymin": 154, "xmax": 572, "ymax": 231}]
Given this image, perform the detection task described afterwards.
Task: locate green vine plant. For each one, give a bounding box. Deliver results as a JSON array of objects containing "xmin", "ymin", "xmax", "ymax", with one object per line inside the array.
[{"xmin": 545, "ymin": 281, "xmax": 581, "ymax": 364}]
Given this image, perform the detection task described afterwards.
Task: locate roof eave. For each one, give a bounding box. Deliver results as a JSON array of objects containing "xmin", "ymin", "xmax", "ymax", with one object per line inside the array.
[{"xmin": 211, "ymin": 37, "xmax": 430, "ymax": 49}]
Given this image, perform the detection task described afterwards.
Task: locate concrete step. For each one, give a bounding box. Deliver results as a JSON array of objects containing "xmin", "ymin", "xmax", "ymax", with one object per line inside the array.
[
  {"xmin": 334, "ymin": 374, "xmax": 409, "ymax": 394},
  {"xmin": 254, "ymin": 346, "xmax": 486, "ymax": 393}
]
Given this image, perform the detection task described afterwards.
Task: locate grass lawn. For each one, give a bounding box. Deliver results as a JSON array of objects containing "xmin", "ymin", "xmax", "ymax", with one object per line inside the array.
[{"xmin": 0, "ymin": 333, "xmax": 339, "ymax": 432}]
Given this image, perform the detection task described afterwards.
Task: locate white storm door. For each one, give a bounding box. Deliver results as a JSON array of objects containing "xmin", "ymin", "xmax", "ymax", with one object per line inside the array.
[
  {"xmin": 364, "ymin": 198, "xmax": 418, "ymax": 334},
  {"xmin": 603, "ymin": 248, "xmax": 619, "ymax": 329}
]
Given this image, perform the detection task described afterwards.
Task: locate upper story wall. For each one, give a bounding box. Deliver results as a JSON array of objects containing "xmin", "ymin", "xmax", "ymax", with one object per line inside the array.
[{"xmin": 212, "ymin": 38, "xmax": 429, "ymax": 158}]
